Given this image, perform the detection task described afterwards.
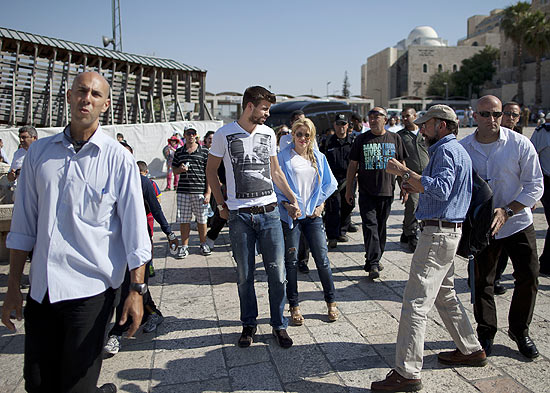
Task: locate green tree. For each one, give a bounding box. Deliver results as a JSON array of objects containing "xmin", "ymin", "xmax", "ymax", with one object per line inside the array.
[
  {"xmin": 524, "ymin": 10, "xmax": 550, "ymax": 107},
  {"xmin": 500, "ymin": 1, "xmax": 532, "ymax": 104},
  {"xmin": 426, "ymin": 71, "xmax": 455, "ymax": 97},
  {"xmin": 342, "ymin": 71, "xmax": 350, "ymax": 98},
  {"xmin": 452, "ymin": 46, "xmax": 499, "ymax": 98}
]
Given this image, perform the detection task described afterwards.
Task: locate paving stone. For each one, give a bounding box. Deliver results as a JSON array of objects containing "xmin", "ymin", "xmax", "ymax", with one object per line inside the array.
[
  {"xmin": 284, "ymin": 372, "xmax": 347, "ymax": 392},
  {"xmin": 228, "ymin": 362, "xmax": 283, "ymax": 392},
  {"xmin": 473, "ymin": 376, "xmax": 530, "ymax": 393},
  {"xmin": 269, "ymin": 333, "xmax": 333, "ymax": 383},
  {"xmin": 151, "ymin": 377, "xmax": 232, "ymax": 392}
]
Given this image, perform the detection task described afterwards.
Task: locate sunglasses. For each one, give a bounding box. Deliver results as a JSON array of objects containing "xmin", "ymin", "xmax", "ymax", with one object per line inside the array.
[
  {"xmin": 295, "ymin": 131, "xmax": 311, "ymax": 139},
  {"xmin": 185, "ymin": 131, "xmax": 197, "ymax": 136},
  {"xmin": 503, "ymin": 111, "xmax": 520, "ymax": 118},
  {"xmin": 477, "ymin": 111, "xmax": 502, "ymax": 118},
  {"xmin": 368, "ymin": 110, "xmax": 387, "ymax": 118}
]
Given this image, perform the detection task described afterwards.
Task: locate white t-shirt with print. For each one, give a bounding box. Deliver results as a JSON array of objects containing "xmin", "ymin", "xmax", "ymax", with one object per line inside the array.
[{"xmin": 210, "ymin": 121, "xmax": 278, "ymax": 210}]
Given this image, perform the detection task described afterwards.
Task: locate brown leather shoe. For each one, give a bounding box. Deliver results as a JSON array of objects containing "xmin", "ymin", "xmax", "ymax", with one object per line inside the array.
[
  {"xmin": 438, "ymin": 349, "xmax": 487, "ymax": 367},
  {"xmin": 272, "ymin": 328, "xmax": 293, "ymax": 348},
  {"xmin": 371, "ymin": 369, "xmax": 422, "ymax": 392}
]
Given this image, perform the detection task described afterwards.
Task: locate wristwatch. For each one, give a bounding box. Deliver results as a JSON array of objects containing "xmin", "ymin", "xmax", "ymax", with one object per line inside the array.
[
  {"xmin": 504, "ymin": 206, "xmax": 514, "ymax": 217},
  {"xmin": 129, "ymin": 282, "xmax": 148, "ymax": 295},
  {"xmin": 167, "ymin": 232, "xmax": 177, "ymax": 241},
  {"xmin": 217, "ymin": 203, "xmax": 227, "ymax": 211},
  {"xmin": 402, "ymin": 171, "xmax": 411, "ymax": 181}
]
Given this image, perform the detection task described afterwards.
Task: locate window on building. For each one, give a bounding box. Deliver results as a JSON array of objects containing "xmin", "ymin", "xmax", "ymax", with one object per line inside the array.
[
  {"xmin": 438, "ymin": 64, "xmax": 443, "ymax": 72},
  {"xmin": 423, "ymin": 64, "xmax": 428, "ymax": 73},
  {"xmin": 453, "ymin": 64, "xmax": 458, "ymax": 72}
]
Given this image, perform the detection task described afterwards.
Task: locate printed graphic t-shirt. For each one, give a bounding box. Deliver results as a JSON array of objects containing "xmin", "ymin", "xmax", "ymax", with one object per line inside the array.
[
  {"xmin": 349, "ymin": 131, "xmax": 407, "ymax": 197},
  {"xmin": 209, "ymin": 122, "xmax": 278, "ymax": 210}
]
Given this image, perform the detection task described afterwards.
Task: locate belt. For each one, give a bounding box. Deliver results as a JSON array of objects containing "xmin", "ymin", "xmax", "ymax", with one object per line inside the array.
[
  {"xmin": 421, "ymin": 220, "xmax": 462, "ymax": 229},
  {"xmin": 238, "ymin": 202, "xmax": 277, "ymax": 214}
]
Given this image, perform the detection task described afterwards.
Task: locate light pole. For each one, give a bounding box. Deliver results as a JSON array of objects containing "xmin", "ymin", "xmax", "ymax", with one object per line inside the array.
[
  {"xmin": 443, "ymin": 82, "xmax": 449, "ymax": 101},
  {"xmin": 326, "ymin": 81, "xmax": 331, "ymax": 98}
]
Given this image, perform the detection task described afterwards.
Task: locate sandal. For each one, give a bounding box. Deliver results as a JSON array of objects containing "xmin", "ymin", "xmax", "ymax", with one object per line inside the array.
[
  {"xmin": 327, "ymin": 302, "xmax": 339, "ymax": 322},
  {"xmin": 290, "ymin": 306, "xmax": 304, "ymax": 326}
]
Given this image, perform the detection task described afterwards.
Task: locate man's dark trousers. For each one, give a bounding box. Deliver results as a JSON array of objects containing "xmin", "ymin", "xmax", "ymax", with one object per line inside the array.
[
  {"xmin": 359, "ymin": 194, "xmax": 393, "ymax": 269},
  {"xmin": 474, "ymin": 224, "xmax": 539, "ymax": 340},
  {"xmin": 538, "ymin": 175, "xmax": 550, "ymax": 274},
  {"xmin": 24, "ymin": 288, "xmax": 118, "ymax": 393},
  {"xmin": 325, "ymin": 180, "xmax": 354, "ymax": 240}
]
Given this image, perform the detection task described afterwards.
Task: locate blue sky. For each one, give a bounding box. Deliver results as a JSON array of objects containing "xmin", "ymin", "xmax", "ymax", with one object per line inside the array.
[{"xmin": 1, "ymin": 0, "xmax": 516, "ymax": 96}]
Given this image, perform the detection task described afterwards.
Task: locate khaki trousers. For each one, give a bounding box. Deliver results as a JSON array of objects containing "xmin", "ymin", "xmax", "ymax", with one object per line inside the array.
[{"xmin": 395, "ymin": 224, "xmax": 481, "ymax": 379}]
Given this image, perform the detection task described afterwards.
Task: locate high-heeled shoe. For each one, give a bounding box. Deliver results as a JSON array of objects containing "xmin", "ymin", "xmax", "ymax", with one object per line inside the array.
[
  {"xmin": 327, "ymin": 302, "xmax": 338, "ymax": 322},
  {"xmin": 290, "ymin": 306, "xmax": 304, "ymax": 326}
]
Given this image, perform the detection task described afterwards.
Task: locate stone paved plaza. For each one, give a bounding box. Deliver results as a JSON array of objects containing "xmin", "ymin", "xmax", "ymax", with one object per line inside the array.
[{"xmin": 1, "ymin": 127, "xmax": 550, "ymax": 392}]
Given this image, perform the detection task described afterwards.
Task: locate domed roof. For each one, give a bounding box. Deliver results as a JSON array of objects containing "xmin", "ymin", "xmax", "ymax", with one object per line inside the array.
[{"xmin": 408, "ymin": 26, "xmax": 439, "ymax": 41}]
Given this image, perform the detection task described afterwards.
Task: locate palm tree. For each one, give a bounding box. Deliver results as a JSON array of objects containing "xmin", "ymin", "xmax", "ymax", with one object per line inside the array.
[
  {"xmin": 524, "ymin": 11, "xmax": 550, "ymax": 108},
  {"xmin": 500, "ymin": 2, "xmax": 532, "ymax": 105}
]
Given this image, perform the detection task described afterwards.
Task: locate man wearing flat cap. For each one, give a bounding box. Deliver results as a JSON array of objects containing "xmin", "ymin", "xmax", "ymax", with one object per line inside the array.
[{"xmin": 372, "ymin": 105, "xmax": 486, "ymax": 392}]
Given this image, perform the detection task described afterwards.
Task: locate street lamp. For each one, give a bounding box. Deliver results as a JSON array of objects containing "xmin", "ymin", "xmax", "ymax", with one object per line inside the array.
[
  {"xmin": 326, "ymin": 81, "xmax": 331, "ymax": 98},
  {"xmin": 443, "ymin": 82, "xmax": 449, "ymax": 101}
]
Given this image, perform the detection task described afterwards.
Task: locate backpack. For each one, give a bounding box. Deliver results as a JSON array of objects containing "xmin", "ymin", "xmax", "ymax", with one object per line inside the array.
[{"xmin": 456, "ymin": 171, "xmax": 493, "ymax": 259}]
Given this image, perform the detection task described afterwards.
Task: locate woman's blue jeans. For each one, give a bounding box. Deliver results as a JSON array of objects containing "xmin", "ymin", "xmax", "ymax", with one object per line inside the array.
[{"xmin": 282, "ymin": 216, "xmax": 336, "ymax": 307}]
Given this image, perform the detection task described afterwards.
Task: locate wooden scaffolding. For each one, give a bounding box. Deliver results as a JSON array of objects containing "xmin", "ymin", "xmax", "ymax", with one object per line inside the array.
[{"xmin": 0, "ymin": 27, "xmax": 209, "ymax": 127}]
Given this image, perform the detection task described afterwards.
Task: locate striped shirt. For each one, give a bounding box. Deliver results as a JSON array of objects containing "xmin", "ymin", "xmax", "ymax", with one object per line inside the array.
[{"xmin": 172, "ymin": 144, "xmax": 209, "ymax": 194}]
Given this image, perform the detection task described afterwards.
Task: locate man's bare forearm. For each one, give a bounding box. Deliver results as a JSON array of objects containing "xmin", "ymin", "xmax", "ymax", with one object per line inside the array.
[{"xmin": 8, "ymin": 249, "xmax": 28, "ymax": 287}]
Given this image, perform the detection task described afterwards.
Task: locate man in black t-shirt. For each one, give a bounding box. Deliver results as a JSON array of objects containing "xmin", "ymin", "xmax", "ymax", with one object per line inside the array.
[
  {"xmin": 172, "ymin": 125, "xmax": 211, "ymax": 258},
  {"xmin": 346, "ymin": 107, "xmax": 407, "ymax": 278}
]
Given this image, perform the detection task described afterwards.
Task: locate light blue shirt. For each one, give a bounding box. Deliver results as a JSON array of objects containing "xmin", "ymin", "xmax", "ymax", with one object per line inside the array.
[
  {"xmin": 416, "ymin": 134, "xmax": 472, "ymax": 223},
  {"xmin": 7, "ymin": 126, "xmax": 151, "ymax": 303},
  {"xmin": 275, "ymin": 143, "xmax": 337, "ymax": 228}
]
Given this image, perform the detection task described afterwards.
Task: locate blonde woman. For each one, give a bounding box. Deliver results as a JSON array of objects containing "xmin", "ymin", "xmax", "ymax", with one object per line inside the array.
[{"xmin": 275, "ymin": 118, "xmax": 339, "ymax": 324}]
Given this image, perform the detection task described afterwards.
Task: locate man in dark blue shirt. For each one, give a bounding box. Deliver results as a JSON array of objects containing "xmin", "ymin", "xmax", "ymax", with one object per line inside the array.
[{"xmin": 372, "ymin": 105, "xmax": 486, "ymax": 392}]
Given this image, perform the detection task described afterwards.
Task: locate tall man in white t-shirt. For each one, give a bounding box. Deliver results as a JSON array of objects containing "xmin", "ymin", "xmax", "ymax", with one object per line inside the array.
[{"xmin": 206, "ymin": 86, "xmax": 301, "ymax": 349}]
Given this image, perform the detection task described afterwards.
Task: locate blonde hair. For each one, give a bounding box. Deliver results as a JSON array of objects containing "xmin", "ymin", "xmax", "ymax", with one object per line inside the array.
[{"xmin": 292, "ymin": 118, "xmax": 320, "ymax": 183}]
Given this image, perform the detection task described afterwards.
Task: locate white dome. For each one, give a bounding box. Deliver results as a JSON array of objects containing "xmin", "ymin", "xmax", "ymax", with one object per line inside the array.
[
  {"xmin": 407, "ymin": 26, "xmax": 439, "ymax": 42},
  {"xmin": 422, "ymin": 38, "xmax": 444, "ymax": 47}
]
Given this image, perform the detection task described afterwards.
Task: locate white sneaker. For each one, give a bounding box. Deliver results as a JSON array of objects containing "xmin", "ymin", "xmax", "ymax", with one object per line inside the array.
[
  {"xmin": 104, "ymin": 335, "xmax": 121, "ymax": 355},
  {"xmin": 142, "ymin": 312, "xmax": 164, "ymax": 333},
  {"xmin": 205, "ymin": 236, "xmax": 215, "ymax": 250},
  {"xmin": 176, "ymin": 245, "xmax": 189, "ymax": 259},
  {"xmin": 200, "ymin": 243, "xmax": 212, "ymax": 256}
]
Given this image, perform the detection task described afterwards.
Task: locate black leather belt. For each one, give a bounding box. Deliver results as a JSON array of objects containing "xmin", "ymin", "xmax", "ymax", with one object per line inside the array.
[
  {"xmin": 421, "ymin": 220, "xmax": 462, "ymax": 229},
  {"xmin": 238, "ymin": 202, "xmax": 277, "ymax": 214}
]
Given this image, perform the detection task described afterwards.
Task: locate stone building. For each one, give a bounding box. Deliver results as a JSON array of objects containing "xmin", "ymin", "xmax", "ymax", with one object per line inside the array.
[{"xmin": 361, "ymin": 26, "xmax": 482, "ymax": 107}]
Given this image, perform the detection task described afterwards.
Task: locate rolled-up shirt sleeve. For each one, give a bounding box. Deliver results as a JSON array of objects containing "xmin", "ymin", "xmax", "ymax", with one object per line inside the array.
[{"xmin": 516, "ymin": 139, "xmax": 544, "ymax": 207}]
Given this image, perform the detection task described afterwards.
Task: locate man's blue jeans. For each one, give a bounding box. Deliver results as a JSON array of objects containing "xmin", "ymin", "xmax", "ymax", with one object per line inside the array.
[
  {"xmin": 228, "ymin": 208, "xmax": 288, "ymax": 330},
  {"xmin": 282, "ymin": 217, "xmax": 336, "ymax": 307}
]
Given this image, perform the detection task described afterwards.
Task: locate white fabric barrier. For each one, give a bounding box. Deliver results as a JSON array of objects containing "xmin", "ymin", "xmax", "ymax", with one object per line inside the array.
[{"xmin": 0, "ymin": 121, "xmax": 223, "ymax": 178}]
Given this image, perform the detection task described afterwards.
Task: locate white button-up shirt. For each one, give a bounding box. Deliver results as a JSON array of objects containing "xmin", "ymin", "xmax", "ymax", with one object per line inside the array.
[
  {"xmin": 7, "ymin": 126, "xmax": 151, "ymax": 303},
  {"xmin": 460, "ymin": 127, "xmax": 543, "ymax": 239}
]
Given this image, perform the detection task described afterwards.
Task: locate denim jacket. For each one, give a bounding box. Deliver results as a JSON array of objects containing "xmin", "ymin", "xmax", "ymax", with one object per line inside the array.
[{"xmin": 275, "ymin": 143, "xmax": 337, "ymax": 229}]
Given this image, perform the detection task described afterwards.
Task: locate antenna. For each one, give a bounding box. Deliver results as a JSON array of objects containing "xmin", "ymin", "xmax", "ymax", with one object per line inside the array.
[{"xmin": 112, "ymin": 0, "xmax": 122, "ymax": 51}]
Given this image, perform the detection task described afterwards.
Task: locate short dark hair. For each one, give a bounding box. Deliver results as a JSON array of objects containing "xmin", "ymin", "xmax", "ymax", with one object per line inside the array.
[
  {"xmin": 19, "ymin": 125, "xmax": 37, "ymax": 139},
  {"xmin": 204, "ymin": 131, "xmax": 215, "ymax": 141},
  {"xmin": 350, "ymin": 113, "xmax": 362, "ymax": 122},
  {"xmin": 503, "ymin": 101, "xmax": 520, "ymax": 109},
  {"xmin": 242, "ymin": 86, "xmax": 276, "ymax": 108},
  {"xmin": 137, "ymin": 160, "xmax": 148, "ymax": 173},
  {"xmin": 401, "ymin": 107, "xmax": 416, "ymax": 114}
]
